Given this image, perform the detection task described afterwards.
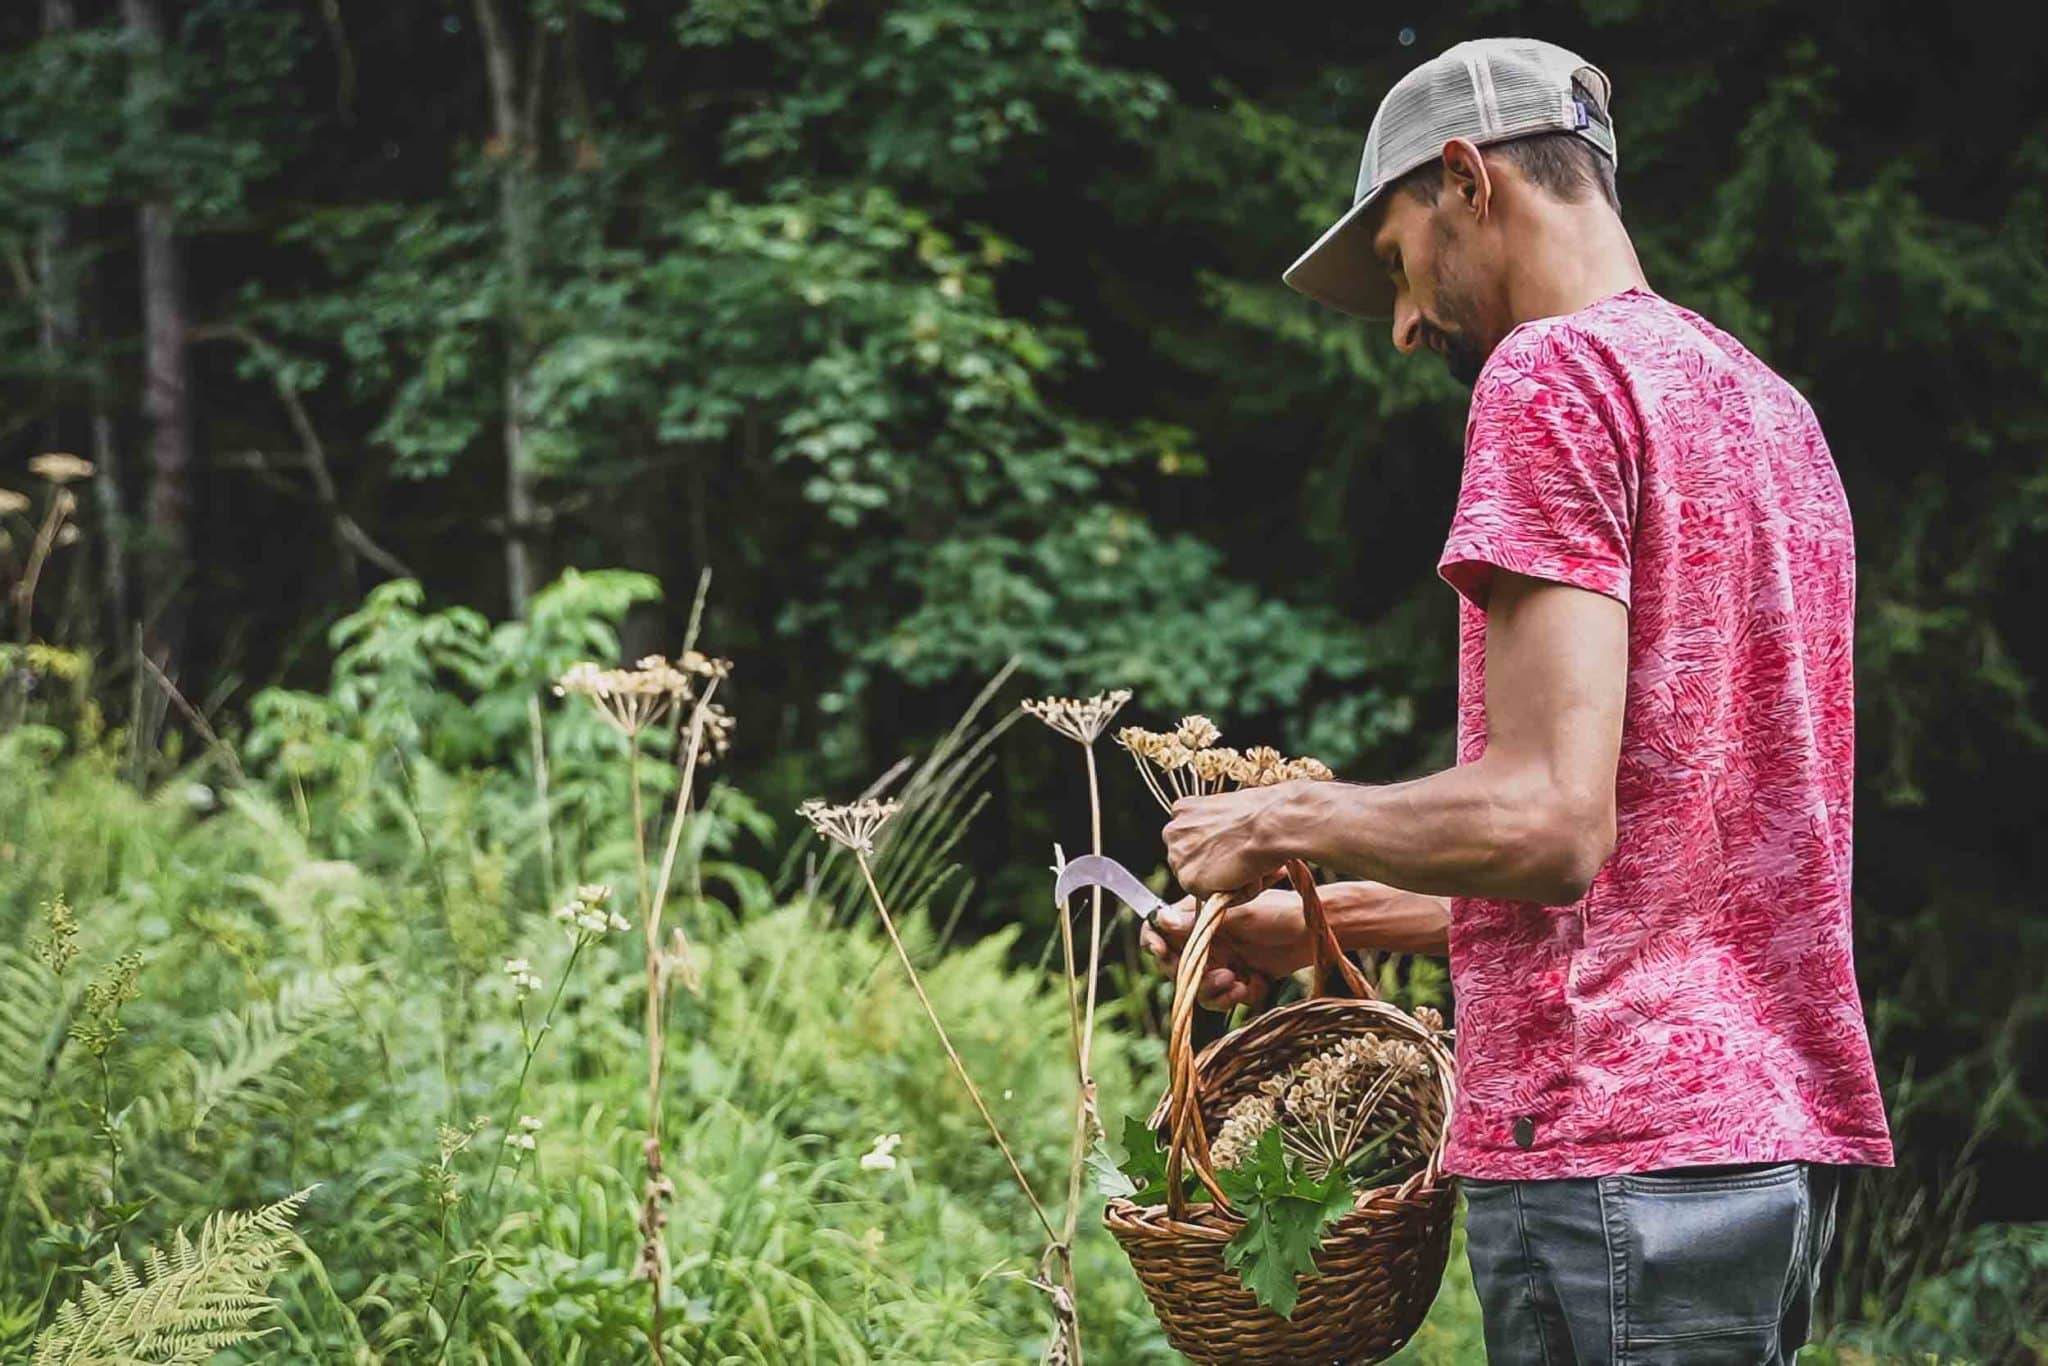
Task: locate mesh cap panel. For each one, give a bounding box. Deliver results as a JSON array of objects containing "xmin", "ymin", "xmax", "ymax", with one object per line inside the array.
[{"xmin": 1286, "ymin": 38, "xmax": 1618, "ymax": 318}]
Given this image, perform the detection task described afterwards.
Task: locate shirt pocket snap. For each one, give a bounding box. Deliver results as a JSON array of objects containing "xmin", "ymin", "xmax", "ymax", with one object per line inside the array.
[{"xmin": 1609, "ymin": 1163, "xmax": 1805, "ymax": 1357}]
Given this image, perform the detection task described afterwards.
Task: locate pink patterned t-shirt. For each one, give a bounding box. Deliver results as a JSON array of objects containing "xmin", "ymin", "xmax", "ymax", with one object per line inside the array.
[{"xmin": 1437, "ymin": 287, "xmax": 1893, "ymax": 1181}]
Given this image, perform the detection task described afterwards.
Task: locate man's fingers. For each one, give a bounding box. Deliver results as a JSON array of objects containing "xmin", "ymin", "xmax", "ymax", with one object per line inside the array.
[
  {"xmin": 1199, "ymin": 967, "xmax": 1245, "ymax": 1010},
  {"xmin": 1139, "ymin": 923, "xmax": 1173, "ymax": 968}
]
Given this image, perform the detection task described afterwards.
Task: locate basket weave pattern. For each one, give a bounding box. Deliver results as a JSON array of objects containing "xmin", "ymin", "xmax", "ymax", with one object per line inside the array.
[{"xmin": 1103, "ymin": 860, "xmax": 1457, "ymax": 1364}]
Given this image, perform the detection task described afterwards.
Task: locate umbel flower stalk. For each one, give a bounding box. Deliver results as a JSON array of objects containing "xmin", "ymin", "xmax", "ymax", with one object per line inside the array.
[
  {"xmin": 800, "ymin": 795, "xmax": 1073, "ymax": 1358},
  {"xmin": 1020, "ymin": 688, "xmax": 1132, "ymax": 1366},
  {"xmin": 1115, "ymin": 716, "xmax": 1334, "ymax": 813},
  {"xmin": 555, "ymin": 646, "xmax": 732, "ymax": 1365}
]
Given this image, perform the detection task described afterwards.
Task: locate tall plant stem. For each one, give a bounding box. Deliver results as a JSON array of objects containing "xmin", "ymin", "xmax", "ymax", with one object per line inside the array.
[
  {"xmin": 853, "ymin": 853, "xmax": 1058, "ymax": 1245},
  {"xmin": 630, "ymin": 741, "xmax": 658, "ymax": 1129},
  {"xmin": 435, "ymin": 939, "xmax": 585, "ymax": 1362},
  {"xmin": 528, "ymin": 692, "xmax": 556, "ymax": 896},
  {"xmin": 648, "ymin": 676, "xmax": 721, "ymax": 954},
  {"xmin": 628, "ymin": 738, "xmax": 669, "ymax": 1366},
  {"xmin": 1078, "ymin": 744, "xmax": 1106, "ymax": 1118}
]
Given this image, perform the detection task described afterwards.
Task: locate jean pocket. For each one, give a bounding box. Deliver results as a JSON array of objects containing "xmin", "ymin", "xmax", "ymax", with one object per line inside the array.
[{"xmin": 1606, "ymin": 1163, "xmax": 1805, "ymax": 1354}]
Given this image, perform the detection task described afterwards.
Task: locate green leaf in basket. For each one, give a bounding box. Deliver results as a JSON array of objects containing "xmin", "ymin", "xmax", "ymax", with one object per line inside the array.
[
  {"xmin": 1102, "ymin": 1113, "xmax": 1209, "ymax": 1206},
  {"xmin": 1089, "ymin": 1137, "xmax": 1139, "ymax": 1200},
  {"xmin": 1217, "ymin": 1128, "xmax": 1356, "ymax": 1318}
]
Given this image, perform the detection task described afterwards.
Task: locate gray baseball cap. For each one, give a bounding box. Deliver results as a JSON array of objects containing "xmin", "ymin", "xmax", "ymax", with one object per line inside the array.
[{"xmin": 1283, "ymin": 38, "xmax": 1617, "ymax": 319}]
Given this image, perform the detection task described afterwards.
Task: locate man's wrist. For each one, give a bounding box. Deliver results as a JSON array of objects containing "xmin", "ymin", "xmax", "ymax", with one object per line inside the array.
[{"xmin": 1260, "ymin": 777, "xmax": 1340, "ymax": 870}]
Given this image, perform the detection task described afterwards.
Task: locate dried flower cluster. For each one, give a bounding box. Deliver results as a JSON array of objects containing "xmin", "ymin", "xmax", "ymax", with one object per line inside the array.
[
  {"xmin": 28, "ymin": 452, "xmax": 95, "ymax": 484},
  {"xmin": 1114, "ymin": 716, "xmax": 1336, "ymax": 811},
  {"xmin": 1021, "ymin": 689, "xmax": 1132, "ymax": 745},
  {"xmin": 797, "ymin": 797, "xmax": 900, "ymax": 855},
  {"xmin": 1209, "ymin": 1034, "xmax": 1431, "ymax": 1179},
  {"xmin": 553, "ymin": 652, "xmax": 731, "ymax": 738},
  {"xmin": 552, "ymin": 883, "xmax": 628, "ymax": 940},
  {"xmin": 0, "ymin": 489, "xmax": 28, "ymax": 516}
]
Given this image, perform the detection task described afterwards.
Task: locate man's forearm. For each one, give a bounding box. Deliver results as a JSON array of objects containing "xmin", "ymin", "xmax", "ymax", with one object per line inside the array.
[
  {"xmin": 1266, "ymin": 756, "xmax": 1614, "ymax": 906},
  {"xmin": 1321, "ymin": 880, "xmax": 1451, "ymax": 956}
]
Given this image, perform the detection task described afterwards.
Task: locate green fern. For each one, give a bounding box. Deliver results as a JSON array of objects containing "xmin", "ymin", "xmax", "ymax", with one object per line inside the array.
[
  {"xmin": 30, "ymin": 1188, "xmax": 311, "ymax": 1365},
  {"xmin": 129, "ymin": 971, "xmax": 360, "ymax": 1149},
  {"xmin": 0, "ymin": 943, "xmax": 74, "ymax": 1240}
]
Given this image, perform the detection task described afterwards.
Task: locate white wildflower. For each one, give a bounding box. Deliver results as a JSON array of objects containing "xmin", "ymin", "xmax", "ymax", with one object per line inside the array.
[
  {"xmin": 860, "ymin": 1133, "xmax": 903, "ymax": 1172},
  {"xmin": 504, "ymin": 958, "xmax": 543, "ymax": 999},
  {"xmin": 553, "ymin": 884, "xmax": 624, "ymax": 941}
]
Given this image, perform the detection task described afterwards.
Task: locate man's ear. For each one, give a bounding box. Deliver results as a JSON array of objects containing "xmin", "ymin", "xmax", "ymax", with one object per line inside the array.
[{"xmin": 1440, "ymin": 138, "xmax": 1493, "ymax": 219}]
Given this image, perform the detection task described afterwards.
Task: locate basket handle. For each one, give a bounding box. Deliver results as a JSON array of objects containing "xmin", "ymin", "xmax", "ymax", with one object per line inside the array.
[{"xmin": 1162, "ymin": 858, "xmax": 1374, "ymax": 1217}]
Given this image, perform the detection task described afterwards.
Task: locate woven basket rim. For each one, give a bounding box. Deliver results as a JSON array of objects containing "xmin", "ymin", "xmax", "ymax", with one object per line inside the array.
[{"xmin": 1126, "ymin": 994, "xmax": 1456, "ymax": 1222}]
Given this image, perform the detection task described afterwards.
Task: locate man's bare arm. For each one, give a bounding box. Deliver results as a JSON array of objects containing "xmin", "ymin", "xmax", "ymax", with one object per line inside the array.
[
  {"xmin": 1320, "ymin": 881, "xmax": 1452, "ymax": 956},
  {"xmin": 1277, "ymin": 572, "xmax": 1627, "ymax": 903}
]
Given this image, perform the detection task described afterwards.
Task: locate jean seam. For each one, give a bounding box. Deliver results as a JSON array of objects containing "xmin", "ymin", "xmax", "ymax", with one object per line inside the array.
[
  {"xmin": 1779, "ymin": 1163, "xmax": 1811, "ymax": 1319},
  {"xmin": 1599, "ymin": 1175, "xmax": 1625, "ymax": 1365},
  {"xmin": 1509, "ymin": 1181, "xmax": 1555, "ymax": 1366}
]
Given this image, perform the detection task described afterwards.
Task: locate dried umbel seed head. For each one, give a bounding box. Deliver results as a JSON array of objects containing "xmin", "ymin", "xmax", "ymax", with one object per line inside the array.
[
  {"xmin": 1209, "ymin": 1090, "xmax": 1280, "ymax": 1171},
  {"xmin": 555, "ymin": 653, "xmax": 729, "ymax": 738},
  {"xmin": 695, "ymin": 702, "xmax": 736, "ymax": 761},
  {"xmin": 1276, "ymin": 1034, "xmax": 1429, "ymax": 1178},
  {"xmin": 1021, "ymin": 688, "xmax": 1132, "ymax": 745},
  {"xmin": 1239, "ymin": 746, "xmax": 1288, "ymax": 787},
  {"xmin": 798, "ymin": 797, "xmax": 900, "ymax": 854},
  {"xmin": 1174, "ymin": 714, "xmax": 1222, "ymax": 750},
  {"xmin": 27, "ymin": 453, "xmax": 94, "ymax": 485},
  {"xmin": 1189, "ymin": 746, "xmax": 1244, "ymax": 785}
]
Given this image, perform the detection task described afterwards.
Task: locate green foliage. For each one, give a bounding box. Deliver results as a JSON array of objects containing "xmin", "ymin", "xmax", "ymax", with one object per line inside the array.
[
  {"xmin": 30, "ymin": 1189, "xmax": 309, "ymax": 1366},
  {"xmin": 1214, "ymin": 1127, "xmax": 1354, "ymax": 1320}
]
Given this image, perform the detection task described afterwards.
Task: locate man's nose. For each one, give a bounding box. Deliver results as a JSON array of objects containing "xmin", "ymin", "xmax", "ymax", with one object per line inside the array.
[{"xmin": 1392, "ymin": 300, "xmax": 1422, "ymax": 354}]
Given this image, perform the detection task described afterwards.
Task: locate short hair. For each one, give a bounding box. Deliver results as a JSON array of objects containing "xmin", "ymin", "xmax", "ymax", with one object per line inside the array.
[{"xmin": 1390, "ymin": 80, "xmax": 1619, "ymax": 211}]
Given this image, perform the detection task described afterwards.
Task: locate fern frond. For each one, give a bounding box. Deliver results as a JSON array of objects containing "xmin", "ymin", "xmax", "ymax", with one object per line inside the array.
[
  {"xmin": 0, "ymin": 946, "xmax": 73, "ymax": 1232},
  {"xmin": 129, "ymin": 971, "xmax": 360, "ymax": 1149},
  {"xmin": 31, "ymin": 1188, "xmax": 312, "ymax": 1365}
]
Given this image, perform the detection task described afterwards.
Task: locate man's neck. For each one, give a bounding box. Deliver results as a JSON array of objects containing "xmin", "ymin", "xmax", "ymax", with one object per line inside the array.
[{"xmin": 1501, "ymin": 199, "xmax": 1648, "ymax": 328}]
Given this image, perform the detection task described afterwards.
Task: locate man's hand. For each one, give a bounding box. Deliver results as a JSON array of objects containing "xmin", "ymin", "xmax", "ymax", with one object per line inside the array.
[
  {"xmin": 1139, "ymin": 887, "xmax": 1316, "ymax": 1010},
  {"xmin": 1162, "ymin": 782, "xmax": 1309, "ymax": 896}
]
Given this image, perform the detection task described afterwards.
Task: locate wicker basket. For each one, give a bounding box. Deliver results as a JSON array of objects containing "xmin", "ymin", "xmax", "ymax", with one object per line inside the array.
[{"xmin": 1103, "ymin": 859, "xmax": 1457, "ymax": 1364}]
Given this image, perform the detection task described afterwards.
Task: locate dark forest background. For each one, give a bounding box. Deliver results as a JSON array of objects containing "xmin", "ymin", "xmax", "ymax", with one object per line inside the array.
[{"xmin": 3, "ymin": 0, "xmax": 2045, "ymax": 1357}]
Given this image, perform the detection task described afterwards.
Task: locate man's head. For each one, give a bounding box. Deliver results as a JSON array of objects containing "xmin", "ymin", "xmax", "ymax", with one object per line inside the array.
[{"xmin": 1284, "ymin": 40, "xmax": 1624, "ymax": 384}]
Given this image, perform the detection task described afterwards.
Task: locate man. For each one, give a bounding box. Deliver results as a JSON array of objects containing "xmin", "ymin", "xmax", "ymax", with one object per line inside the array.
[{"xmin": 1144, "ymin": 38, "xmax": 1893, "ymax": 1364}]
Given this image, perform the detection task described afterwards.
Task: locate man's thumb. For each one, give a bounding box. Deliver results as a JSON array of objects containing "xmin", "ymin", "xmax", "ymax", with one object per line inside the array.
[{"xmin": 1154, "ymin": 897, "xmax": 1196, "ymax": 937}]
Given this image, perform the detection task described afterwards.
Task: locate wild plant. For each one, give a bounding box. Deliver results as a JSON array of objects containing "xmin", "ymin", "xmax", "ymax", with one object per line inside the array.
[
  {"xmin": 799, "ymin": 792, "xmax": 1078, "ymax": 1363},
  {"xmin": 551, "ymin": 632, "xmax": 731, "ymax": 1364},
  {"xmin": 433, "ymin": 885, "xmax": 627, "ymax": 1358}
]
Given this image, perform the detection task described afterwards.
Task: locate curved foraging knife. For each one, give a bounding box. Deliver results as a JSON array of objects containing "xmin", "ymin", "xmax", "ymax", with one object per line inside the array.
[{"xmin": 1051, "ymin": 849, "xmax": 1170, "ymax": 924}]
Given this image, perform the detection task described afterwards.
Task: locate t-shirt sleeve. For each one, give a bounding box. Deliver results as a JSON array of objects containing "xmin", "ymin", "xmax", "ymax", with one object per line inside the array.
[{"xmin": 1438, "ymin": 362, "xmax": 1635, "ymax": 610}]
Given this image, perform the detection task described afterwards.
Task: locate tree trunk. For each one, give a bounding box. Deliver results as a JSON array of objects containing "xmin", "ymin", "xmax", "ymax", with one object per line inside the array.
[
  {"xmin": 41, "ymin": 0, "xmax": 130, "ymax": 652},
  {"xmin": 472, "ymin": 0, "xmax": 539, "ymax": 615},
  {"xmin": 124, "ymin": 0, "xmax": 194, "ymax": 667}
]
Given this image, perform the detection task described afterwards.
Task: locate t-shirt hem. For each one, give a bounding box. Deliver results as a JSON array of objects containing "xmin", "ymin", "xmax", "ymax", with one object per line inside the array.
[
  {"xmin": 1438, "ymin": 535, "xmax": 1632, "ymax": 612},
  {"xmin": 1444, "ymin": 1134, "xmax": 1895, "ymax": 1182}
]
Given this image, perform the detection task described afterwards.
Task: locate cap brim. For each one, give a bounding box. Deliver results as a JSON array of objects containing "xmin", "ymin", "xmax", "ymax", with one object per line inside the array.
[{"xmin": 1282, "ymin": 188, "xmax": 1392, "ymax": 320}]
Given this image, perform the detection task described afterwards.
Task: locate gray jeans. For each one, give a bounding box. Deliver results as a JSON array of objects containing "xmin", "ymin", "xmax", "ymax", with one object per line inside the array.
[{"xmin": 1463, "ymin": 1162, "xmax": 1840, "ymax": 1365}]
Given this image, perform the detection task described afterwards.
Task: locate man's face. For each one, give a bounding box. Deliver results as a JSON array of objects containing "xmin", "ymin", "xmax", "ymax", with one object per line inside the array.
[{"xmin": 1372, "ymin": 180, "xmax": 1498, "ymax": 386}]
